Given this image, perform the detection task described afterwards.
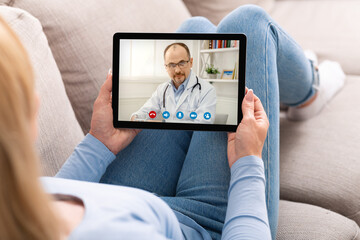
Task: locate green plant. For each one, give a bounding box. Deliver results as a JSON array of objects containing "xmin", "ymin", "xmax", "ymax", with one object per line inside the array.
[{"xmin": 205, "ymin": 64, "xmax": 220, "ymax": 74}]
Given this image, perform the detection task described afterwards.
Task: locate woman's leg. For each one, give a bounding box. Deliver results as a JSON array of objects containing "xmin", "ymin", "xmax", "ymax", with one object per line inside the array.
[
  {"xmin": 216, "ymin": 5, "xmax": 317, "ymax": 239},
  {"xmin": 177, "ymin": 16, "xmax": 217, "ymax": 33},
  {"xmin": 173, "ymin": 8, "xmax": 282, "ymax": 239},
  {"xmin": 162, "ymin": 131, "xmax": 229, "ymax": 240},
  {"xmin": 154, "ymin": 17, "xmax": 228, "ymax": 240},
  {"xmin": 100, "ymin": 130, "xmax": 193, "ymax": 196},
  {"xmin": 217, "ymin": 5, "xmax": 315, "ymax": 107}
]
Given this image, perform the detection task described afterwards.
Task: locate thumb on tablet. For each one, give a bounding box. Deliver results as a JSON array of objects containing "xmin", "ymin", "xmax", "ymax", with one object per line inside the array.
[
  {"xmin": 99, "ymin": 68, "xmax": 112, "ymax": 102},
  {"xmin": 242, "ymin": 89, "xmax": 255, "ymax": 119}
]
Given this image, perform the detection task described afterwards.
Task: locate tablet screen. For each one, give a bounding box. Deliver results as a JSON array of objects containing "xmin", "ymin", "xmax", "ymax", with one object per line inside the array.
[{"xmin": 112, "ymin": 33, "xmax": 246, "ymax": 132}]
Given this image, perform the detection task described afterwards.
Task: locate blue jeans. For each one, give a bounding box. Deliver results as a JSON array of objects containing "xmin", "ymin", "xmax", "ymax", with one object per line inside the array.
[{"xmin": 101, "ymin": 5, "xmax": 316, "ymax": 240}]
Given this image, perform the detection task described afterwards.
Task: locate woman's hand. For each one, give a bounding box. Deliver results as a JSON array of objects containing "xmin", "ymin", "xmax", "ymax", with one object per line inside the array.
[
  {"xmin": 89, "ymin": 70, "xmax": 141, "ymax": 155},
  {"xmin": 227, "ymin": 88, "xmax": 269, "ymax": 168}
]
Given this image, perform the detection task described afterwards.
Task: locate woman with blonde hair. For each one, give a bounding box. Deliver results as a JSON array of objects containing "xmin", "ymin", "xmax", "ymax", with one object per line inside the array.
[
  {"xmin": 0, "ymin": 4, "xmax": 345, "ymax": 239},
  {"xmin": 0, "ymin": 14, "xmax": 273, "ymax": 239},
  {"xmin": 0, "ymin": 16, "xmax": 60, "ymax": 240}
]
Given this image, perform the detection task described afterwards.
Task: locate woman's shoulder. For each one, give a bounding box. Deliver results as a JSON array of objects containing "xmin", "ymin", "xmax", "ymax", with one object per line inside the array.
[
  {"xmin": 41, "ymin": 177, "xmax": 168, "ymax": 210},
  {"xmin": 41, "ymin": 177, "xmax": 184, "ymax": 240}
]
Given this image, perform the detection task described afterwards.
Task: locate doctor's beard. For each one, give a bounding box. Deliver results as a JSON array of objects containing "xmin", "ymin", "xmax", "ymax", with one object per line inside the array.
[{"xmin": 172, "ymin": 72, "xmax": 186, "ymax": 85}]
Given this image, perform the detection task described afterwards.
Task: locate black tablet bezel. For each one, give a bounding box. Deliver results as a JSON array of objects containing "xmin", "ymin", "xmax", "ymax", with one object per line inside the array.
[{"xmin": 112, "ymin": 32, "xmax": 246, "ymax": 132}]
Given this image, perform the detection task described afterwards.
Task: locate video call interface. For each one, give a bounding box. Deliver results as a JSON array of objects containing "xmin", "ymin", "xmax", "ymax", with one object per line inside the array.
[{"xmin": 117, "ymin": 39, "xmax": 240, "ymax": 126}]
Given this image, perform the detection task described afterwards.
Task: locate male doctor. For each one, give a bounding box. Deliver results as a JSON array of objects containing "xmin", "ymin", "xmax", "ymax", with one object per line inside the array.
[{"xmin": 130, "ymin": 42, "xmax": 216, "ymax": 123}]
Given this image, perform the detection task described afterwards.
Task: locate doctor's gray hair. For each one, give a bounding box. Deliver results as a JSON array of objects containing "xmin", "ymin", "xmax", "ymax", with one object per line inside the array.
[{"xmin": 164, "ymin": 42, "xmax": 191, "ymax": 60}]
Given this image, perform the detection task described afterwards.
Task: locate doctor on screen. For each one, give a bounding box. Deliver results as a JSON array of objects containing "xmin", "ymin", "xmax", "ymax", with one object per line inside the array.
[{"xmin": 130, "ymin": 42, "xmax": 216, "ymax": 124}]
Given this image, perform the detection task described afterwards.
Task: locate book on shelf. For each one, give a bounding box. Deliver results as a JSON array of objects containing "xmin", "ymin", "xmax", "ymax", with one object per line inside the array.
[{"xmin": 205, "ymin": 40, "xmax": 239, "ymax": 49}]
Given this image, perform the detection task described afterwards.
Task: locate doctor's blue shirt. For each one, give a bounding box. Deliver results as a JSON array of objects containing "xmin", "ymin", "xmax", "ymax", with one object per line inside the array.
[
  {"xmin": 42, "ymin": 134, "xmax": 271, "ymax": 240},
  {"xmin": 171, "ymin": 70, "xmax": 191, "ymax": 104}
]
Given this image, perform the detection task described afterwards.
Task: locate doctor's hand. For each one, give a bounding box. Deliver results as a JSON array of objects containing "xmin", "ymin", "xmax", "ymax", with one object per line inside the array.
[
  {"xmin": 89, "ymin": 70, "xmax": 141, "ymax": 155},
  {"xmin": 227, "ymin": 88, "xmax": 269, "ymax": 168}
]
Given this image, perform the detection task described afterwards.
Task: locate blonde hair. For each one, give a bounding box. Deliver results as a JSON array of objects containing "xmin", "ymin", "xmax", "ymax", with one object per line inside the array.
[{"xmin": 0, "ymin": 16, "xmax": 60, "ymax": 239}]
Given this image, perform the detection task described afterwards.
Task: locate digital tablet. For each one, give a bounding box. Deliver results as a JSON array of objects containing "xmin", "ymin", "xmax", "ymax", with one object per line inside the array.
[{"xmin": 112, "ymin": 33, "xmax": 246, "ymax": 132}]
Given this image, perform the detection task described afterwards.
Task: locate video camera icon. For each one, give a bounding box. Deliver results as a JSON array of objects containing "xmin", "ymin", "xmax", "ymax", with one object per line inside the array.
[{"xmin": 190, "ymin": 112, "xmax": 197, "ymax": 119}]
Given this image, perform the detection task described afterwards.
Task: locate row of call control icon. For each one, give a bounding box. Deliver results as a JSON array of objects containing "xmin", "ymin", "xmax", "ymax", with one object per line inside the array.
[{"xmin": 149, "ymin": 111, "xmax": 211, "ymax": 120}]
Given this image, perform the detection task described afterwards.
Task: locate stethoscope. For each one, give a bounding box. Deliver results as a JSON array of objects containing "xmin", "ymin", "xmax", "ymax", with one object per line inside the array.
[{"xmin": 163, "ymin": 76, "xmax": 201, "ymax": 108}]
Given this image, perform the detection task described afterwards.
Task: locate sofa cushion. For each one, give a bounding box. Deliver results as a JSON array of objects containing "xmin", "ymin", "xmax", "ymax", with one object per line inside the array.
[
  {"xmin": 183, "ymin": 0, "xmax": 274, "ymax": 25},
  {"xmin": 270, "ymin": 0, "xmax": 360, "ymax": 75},
  {"xmin": 277, "ymin": 200, "xmax": 360, "ymax": 240},
  {"xmin": 280, "ymin": 75, "xmax": 360, "ymax": 226},
  {"xmin": 0, "ymin": 0, "xmax": 191, "ymax": 133},
  {"xmin": 0, "ymin": 6, "xmax": 84, "ymax": 176}
]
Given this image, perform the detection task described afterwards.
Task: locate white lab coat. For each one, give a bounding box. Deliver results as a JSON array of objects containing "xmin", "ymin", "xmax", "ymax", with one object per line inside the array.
[{"xmin": 131, "ymin": 71, "xmax": 216, "ymax": 123}]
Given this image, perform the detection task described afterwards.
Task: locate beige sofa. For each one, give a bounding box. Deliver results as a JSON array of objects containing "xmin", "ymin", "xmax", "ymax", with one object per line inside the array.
[{"xmin": 1, "ymin": 0, "xmax": 359, "ymax": 239}]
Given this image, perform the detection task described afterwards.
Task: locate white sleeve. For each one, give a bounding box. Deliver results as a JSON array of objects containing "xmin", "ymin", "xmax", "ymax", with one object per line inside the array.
[{"xmin": 130, "ymin": 84, "xmax": 163, "ymax": 120}]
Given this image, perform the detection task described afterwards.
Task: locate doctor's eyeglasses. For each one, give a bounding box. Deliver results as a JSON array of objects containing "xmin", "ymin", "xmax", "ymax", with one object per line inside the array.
[{"xmin": 165, "ymin": 60, "xmax": 190, "ymax": 70}]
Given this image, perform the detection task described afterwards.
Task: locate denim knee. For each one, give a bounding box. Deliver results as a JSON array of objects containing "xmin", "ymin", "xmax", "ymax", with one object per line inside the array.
[
  {"xmin": 217, "ymin": 4, "xmax": 273, "ymax": 34},
  {"xmin": 238, "ymin": 4, "xmax": 270, "ymax": 19},
  {"xmin": 185, "ymin": 16, "xmax": 213, "ymax": 25},
  {"xmin": 177, "ymin": 16, "xmax": 216, "ymax": 33}
]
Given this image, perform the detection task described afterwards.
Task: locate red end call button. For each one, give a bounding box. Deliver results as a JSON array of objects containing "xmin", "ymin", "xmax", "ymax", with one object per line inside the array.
[{"xmin": 149, "ymin": 111, "xmax": 156, "ymax": 119}]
